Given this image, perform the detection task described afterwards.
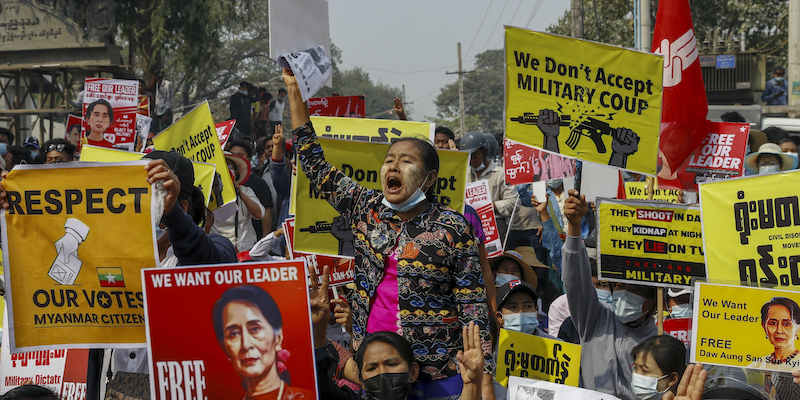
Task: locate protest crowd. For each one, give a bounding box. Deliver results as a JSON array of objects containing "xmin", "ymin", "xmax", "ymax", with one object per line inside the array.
[{"xmin": 2, "ymin": 2, "xmax": 800, "ymax": 400}]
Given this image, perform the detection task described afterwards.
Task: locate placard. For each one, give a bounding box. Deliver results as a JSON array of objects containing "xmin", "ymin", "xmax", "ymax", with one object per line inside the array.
[{"xmin": 496, "ymin": 329, "xmax": 581, "ymax": 387}]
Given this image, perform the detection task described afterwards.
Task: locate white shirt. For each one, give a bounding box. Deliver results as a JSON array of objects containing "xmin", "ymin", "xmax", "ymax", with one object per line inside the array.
[
  {"xmin": 154, "ymin": 80, "xmax": 174, "ymax": 116},
  {"xmin": 211, "ymin": 185, "xmax": 264, "ymax": 251},
  {"xmin": 269, "ymin": 98, "xmax": 285, "ymax": 122}
]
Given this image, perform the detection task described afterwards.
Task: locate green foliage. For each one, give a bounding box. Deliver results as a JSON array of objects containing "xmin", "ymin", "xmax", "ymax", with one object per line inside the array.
[
  {"xmin": 547, "ymin": 0, "xmax": 636, "ymax": 48},
  {"xmin": 434, "ymin": 49, "xmax": 504, "ymax": 134}
]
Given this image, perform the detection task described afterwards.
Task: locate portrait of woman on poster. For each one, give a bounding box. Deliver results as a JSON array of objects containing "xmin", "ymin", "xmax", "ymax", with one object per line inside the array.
[
  {"xmin": 748, "ymin": 296, "xmax": 800, "ymax": 371},
  {"xmin": 212, "ymin": 285, "xmax": 312, "ymax": 399}
]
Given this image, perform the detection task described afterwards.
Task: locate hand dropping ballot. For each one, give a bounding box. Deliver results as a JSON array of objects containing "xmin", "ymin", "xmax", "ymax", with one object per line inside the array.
[{"xmin": 49, "ymin": 218, "xmax": 90, "ymax": 286}]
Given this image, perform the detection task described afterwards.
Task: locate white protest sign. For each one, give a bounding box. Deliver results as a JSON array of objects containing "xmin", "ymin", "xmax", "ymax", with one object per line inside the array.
[
  {"xmin": 269, "ymin": 0, "xmax": 332, "ymax": 87},
  {"xmin": 278, "ymin": 46, "xmax": 333, "ymax": 102},
  {"xmin": 508, "ymin": 376, "xmax": 621, "ymax": 400}
]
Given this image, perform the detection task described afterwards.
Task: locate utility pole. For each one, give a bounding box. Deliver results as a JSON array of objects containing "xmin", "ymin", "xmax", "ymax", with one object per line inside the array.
[
  {"xmin": 571, "ymin": 0, "xmax": 583, "ymax": 38},
  {"xmin": 640, "ymin": 0, "xmax": 651, "ymax": 52},
  {"xmin": 790, "ymin": 0, "xmax": 799, "ymax": 109},
  {"xmin": 402, "ymin": 84, "xmax": 406, "ymax": 104},
  {"xmin": 446, "ymin": 43, "xmax": 473, "ymax": 135}
]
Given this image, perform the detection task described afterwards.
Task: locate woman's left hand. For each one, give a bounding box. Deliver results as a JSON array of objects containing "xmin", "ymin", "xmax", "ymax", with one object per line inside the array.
[
  {"xmin": 457, "ymin": 321, "xmax": 484, "ymax": 387},
  {"xmin": 331, "ymin": 298, "xmax": 353, "ymax": 335}
]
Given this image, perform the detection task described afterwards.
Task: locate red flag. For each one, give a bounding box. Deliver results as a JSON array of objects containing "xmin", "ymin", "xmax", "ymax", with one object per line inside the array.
[{"xmin": 652, "ymin": 0, "xmax": 709, "ymax": 176}]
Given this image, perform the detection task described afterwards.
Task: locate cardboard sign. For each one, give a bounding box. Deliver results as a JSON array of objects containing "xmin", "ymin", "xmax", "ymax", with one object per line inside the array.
[
  {"xmin": 65, "ymin": 115, "xmax": 84, "ymax": 156},
  {"xmin": 691, "ymin": 282, "xmax": 800, "ymax": 372},
  {"xmin": 663, "ymin": 317, "xmax": 692, "ymax": 347},
  {"xmin": 153, "ymin": 101, "xmax": 236, "ymax": 218},
  {"xmin": 283, "ymin": 218, "xmax": 355, "ymax": 287},
  {"xmin": 1, "ymin": 162, "xmax": 158, "ymax": 352},
  {"xmin": 700, "ymin": 171, "xmax": 800, "ymax": 288},
  {"xmin": 308, "ymin": 96, "xmax": 365, "ymax": 118},
  {"xmin": 309, "ymin": 116, "xmax": 434, "ymax": 142},
  {"xmin": 497, "ymin": 329, "xmax": 581, "ymax": 387},
  {"xmin": 624, "ymin": 181, "xmax": 683, "ymax": 203},
  {"xmin": 1, "ymin": 307, "xmax": 89, "ymax": 398},
  {"xmin": 142, "ymin": 261, "xmax": 317, "ymax": 400},
  {"xmin": 658, "ymin": 122, "xmax": 749, "ymax": 190},
  {"xmin": 83, "ymin": 78, "xmax": 140, "ymax": 151},
  {"xmin": 293, "ymin": 137, "xmax": 468, "ymax": 256},
  {"xmin": 503, "ymin": 139, "xmax": 576, "ymax": 185},
  {"xmin": 597, "ymin": 198, "xmax": 705, "ymax": 287},
  {"xmin": 505, "ymin": 27, "xmax": 663, "ymax": 174},
  {"xmin": 464, "ymin": 180, "xmax": 503, "ymax": 257},
  {"xmin": 215, "ymin": 120, "xmax": 237, "ymax": 149},
  {"xmin": 507, "ymin": 376, "xmax": 620, "ymax": 400}
]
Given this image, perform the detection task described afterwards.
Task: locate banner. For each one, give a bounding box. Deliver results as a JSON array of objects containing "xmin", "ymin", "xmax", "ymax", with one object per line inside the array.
[
  {"xmin": 79, "ymin": 146, "xmax": 217, "ymax": 207},
  {"xmin": 658, "ymin": 122, "xmax": 749, "ymax": 190},
  {"xmin": 508, "ymin": 376, "xmax": 619, "ymax": 400},
  {"xmin": 283, "ymin": 218, "xmax": 355, "ymax": 287},
  {"xmin": 308, "ymin": 96, "xmax": 365, "ymax": 118},
  {"xmin": 503, "ymin": 139, "xmax": 576, "ymax": 185},
  {"xmin": 1, "ymin": 162, "xmax": 158, "ymax": 352},
  {"xmin": 597, "ymin": 198, "xmax": 705, "ymax": 286},
  {"xmin": 691, "ymin": 282, "xmax": 800, "ymax": 372},
  {"xmin": 663, "ymin": 317, "xmax": 692, "ymax": 347},
  {"xmin": 142, "ymin": 261, "xmax": 317, "ymax": 400},
  {"xmin": 505, "ymin": 27, "xmax": 663, "ymax": 175},
  {"xmin": 138, "ymin": 95, "xmax": 150, "ymax": 117},
  {"xmin": 700, "ymin": 171, "xmax": 800, "ymax": 288},
  {"xmin": 215, "ymin": 120, "xmax": 237, "ymax": 149},
  {"xmin": 83, "ymin": 78, "xmax": 139, "ymax": 151},
  {"xmin": 309, "ymin": 116, "xmax": 434, "ymax": 142},
  {"xmin": 464, "ymin": 180, "xmax": 503, "ymax": 257},
  {"xmin": 624, "ymin": 181, "xmax": 682, "ymax": 203},
  {"xmin": 496, "ymin": 329, "xmax": 581, "ymax": 387},
  {"xmin": 65, "ymin": 115, "xmax": 84, "ymax": 156},
  {"xmin": 294, "ymin": 137, "xmax": 468, "ymax": 255},
  {"xmin": 153, "ymin": 101, "xmax": 236, "ymax": 217},
  {"xmin": 1, "ymin": 307, "xmax": 89, "ymax": 397}
]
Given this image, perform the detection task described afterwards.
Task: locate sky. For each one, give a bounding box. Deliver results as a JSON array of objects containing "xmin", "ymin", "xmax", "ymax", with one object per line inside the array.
[{"xmin": 327, "ymin": 0, "xmax": 571, "ymax": 122}]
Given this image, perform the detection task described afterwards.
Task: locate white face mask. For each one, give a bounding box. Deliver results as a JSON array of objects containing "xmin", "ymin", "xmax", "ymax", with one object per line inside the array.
[
  {"xmin": 631, "ymin": 372, "xmax": 668, "ymax": 400},
  {"xmin": 596, "ymin": 288, "xmax": 613, "ymax": 305},
  {"xmin": 759, "ymin": 165, "xmax": 781, "ymax": 174},
  {"xmin": 495, "ymin": 273, "xmax": 517, "ymax": 287},
  {"xmin": 502, "ymin": 311, "xmax": 539, "ymax": 334},
  {"xmin": 381, "ymin": 174, "xmax": 430, "ymax": 213},
  {"xmin": 612, "ymin": 290, "xmax": 647, "ymax": 324},
  {"xmin": 471, "ymin": 162, "xmax": 486, "ymax": 173},
  {"xmin": 669, "ymin": 303, "xmax": 692, "ymax": 319},
  {"xmin": 786, "ymin": 151, "xmax": 798, "ymax": 159}
]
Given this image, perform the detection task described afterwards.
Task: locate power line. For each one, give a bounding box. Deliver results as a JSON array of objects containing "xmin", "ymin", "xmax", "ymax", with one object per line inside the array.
[
  {"xmin": 524, "ymin": 0, "xmax": 545, "ymax": 28},
  {"xmin": 463, "ymin": 0, "xmax": 495, "ymax": 59},
  {"xmin": 493, "ymin": 0, "xmax": 526, "ymax": 49},
  {"xmin": 339, "ymin": 61, "xmax": 458, "ymax": 75},
  {"xmin": 477, "ymin": 0, "xmax": 511, "ymax": 54}
]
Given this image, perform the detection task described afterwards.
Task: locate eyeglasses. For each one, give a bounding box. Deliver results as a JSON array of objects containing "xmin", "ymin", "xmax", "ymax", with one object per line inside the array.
[{"xmin": 46, "ymin": 143, "xmax": 66, "ymax": 153}]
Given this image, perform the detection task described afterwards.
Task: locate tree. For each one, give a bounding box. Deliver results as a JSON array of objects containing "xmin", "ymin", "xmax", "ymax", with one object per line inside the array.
[
  {"xmin": 433, "ymin": 49, "xmax": 504, "ymax": 135},
  {"xmin": 547, "ymin": 0, "xmax": 636, "ymax": 48}
]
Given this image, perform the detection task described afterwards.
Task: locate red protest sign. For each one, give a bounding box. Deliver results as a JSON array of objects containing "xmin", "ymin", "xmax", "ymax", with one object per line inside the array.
[
  {"xmin": 138, "ymin": 96, "xmax": 151, "ymax": 117},
  {"xmin": 657, "ymin": 122, "xmax": 748, "ymax": 190},
  {"xmin": 283, "ymin": 218, "xmax": 355, "ymax": 287},
  {"xmin": 83, "ymin": 77, "xmax": 140, "ymax": 151},
  {"xmin": 215, "ymin": 120, "xmax": 237, "ymax": 149},
  {"xmin": 663, "ymin": 317, "xmax": 692, "ymax": 347},
  {"xmin": 142, "ymin": 261, "xmax": 317, "ymax": 400},
  {"xmin": 65, "ymin": 115, "xmax": 84, "ymax": 156},
  {"xmin": 308, "ymin": 96, "xmax": 365, "ymax": 118},
  {"xmin": 464, "ymin": 181, "xmax": 503, "ymax": 257},
  {"xmin": 503, "ymin": 139, "xmax": 576, "ymax": 185}
]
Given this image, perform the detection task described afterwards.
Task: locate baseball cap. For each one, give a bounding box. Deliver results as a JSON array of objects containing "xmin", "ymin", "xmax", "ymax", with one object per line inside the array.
[
  {"xmin": 23, "ymin": 137, "xmax": 39, "ymax": 149},
  {"xmin": 496, "ymin": 279, "xmax": 539, "ymax": 309},
  {"xmin": 143, "ymin": 150, "xmax": 195, "ymax": 198}
]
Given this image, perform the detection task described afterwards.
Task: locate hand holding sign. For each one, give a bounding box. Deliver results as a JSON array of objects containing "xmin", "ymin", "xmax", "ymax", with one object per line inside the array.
[{"xmin": 145, "ymin": 159, "xmax": 180, "ymax": 215}]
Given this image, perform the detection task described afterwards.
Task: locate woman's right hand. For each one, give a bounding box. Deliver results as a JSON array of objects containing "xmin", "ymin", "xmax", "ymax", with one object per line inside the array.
[{"xmin": 663, "ymin": 363, "xmax": 706, "ymax": 400}]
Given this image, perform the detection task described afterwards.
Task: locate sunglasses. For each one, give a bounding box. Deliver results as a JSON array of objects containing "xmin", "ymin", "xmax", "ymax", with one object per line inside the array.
[{"xmin": 46, "ymin": 143, "xmax": 66, "ymax": 153}]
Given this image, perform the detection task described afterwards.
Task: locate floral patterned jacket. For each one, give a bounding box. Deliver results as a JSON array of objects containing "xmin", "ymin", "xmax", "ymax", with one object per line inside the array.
[{"xmin": 294, "ymin": 122, "xmax": 494, "ymax": 380}]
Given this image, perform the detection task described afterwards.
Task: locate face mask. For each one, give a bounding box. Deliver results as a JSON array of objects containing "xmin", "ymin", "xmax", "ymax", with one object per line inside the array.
[
  {"xmin": 495, "ymin": 273, "xmax": 517, "ymax": 287},
  {"xmin": 787, "ymin": 151, "xmax": 798, "ymax": 159},
  {"xmin": 30, "ymin": 151, "xmax": 38, "ymax": 158},
  {"xmin": 155, "ymin": 226, "xmax": 168, "ymax": 240},
  {"xmin": 612, "ymin": 290, "xmax": 647, "ymax": 324},
  {"xmin": 759, "ymin": 165, "xmax": 781, "ymax": 174},
  {"xmin": 363, "ymin": 372, "xmax": 411, "ymax": 400},
  {"xmin": 546, "ymin": 179, "xmax": 563, "ymax": 189},
  {"xmin": 471, "ymin": 162, "xmax": 486, "ymax": 173},
  {"xmin": 596, "ymin": 288, "xmax": 613, "ymax": 305},
  {"xmin": 0, "ymin": 143, "xmax": 7, "ymax": 156},
  {"xmin": 631, "ymin": 372, "xmax": 668, "ymax": 400},
  {"xmin": 239, "ymin": 89, "xmax": 248, "ymax": 95},
  {"xmin": 381, "ymin": 175, "xmax": 429, "ymax": 213},
  {"xmin": 776, "ymin": 76, "xmax": 785, "ymax": 82},
  {"xmin": 502, "ymin": 311, "xmax": 540, "ymax": 334},
  {"xmin": 670, "ymin": 303, "xmax": 692, "ymax": 319}
]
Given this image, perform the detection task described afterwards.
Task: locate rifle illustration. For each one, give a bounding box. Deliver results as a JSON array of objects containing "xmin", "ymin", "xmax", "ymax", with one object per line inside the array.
[
  {"xmin": 510, "ymin": 113, "xmax": 571, "ymax": 126},
  {"xmin": 566, "ymin": 117, "xmax": 613, "ymax": 153},
  {"xmin": 299, "ymin": 221, "xmax": 332, "ymax": 233}
]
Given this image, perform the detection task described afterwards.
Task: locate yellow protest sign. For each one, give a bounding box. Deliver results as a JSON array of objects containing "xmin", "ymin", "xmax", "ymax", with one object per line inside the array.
[
  {"xmin": 153, "ymin": 102, "xmax": 235, "ymax": 213},
  {"xmin": 624, "ymin": 181, "xmax": 682, "ymax": 203},
  {"xmin": 505, "ymin": 27, "xmax": 663, "ymax": 174},
  {"xmin": 294, "ymin": 137, "xmax": 468, "ymax": 255},
  {"xmin": 79, "ymin": 145, "xmax": 217, "ymax": 207},
  {"xmin": 691, "ymin": 282, "xmax": 800, "ymax": 372},
  {"xmin": 0, "ymin": 162, "xmax": 158, "ymax": 351},
  {"xmin": 597, "ymin": 198, "xmax": 705, "ymax": 287},
  {"xmin": 309, "ymin": 116, "xmax": 434, "ymax": 142},
  {"xmin": 496, "ymin": 329, "xmax": 580, "ymax": 387},
  {"xmin": 700, "ymin": 171, "xmax": 800, "ymax": 288}
]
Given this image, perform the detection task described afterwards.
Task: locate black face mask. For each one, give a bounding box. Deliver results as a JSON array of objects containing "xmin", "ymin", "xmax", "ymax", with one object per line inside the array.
[{"xmin": 362, "ymin": 372, "xmax": 411, "ymax": 400}]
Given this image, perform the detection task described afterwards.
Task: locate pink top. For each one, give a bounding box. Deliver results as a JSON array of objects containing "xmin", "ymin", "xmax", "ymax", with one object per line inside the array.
[{"xmin": 367, "ymin": 249, "xmax": 400, "ymax": 334}]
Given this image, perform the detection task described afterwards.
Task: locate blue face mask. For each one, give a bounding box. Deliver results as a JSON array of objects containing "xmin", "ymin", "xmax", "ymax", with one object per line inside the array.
[
  {"xmin": 0, "ymin": 143, "xmax": 7, "ymax": 156},
  {"xmin": 495, "ymin": 273, "xmax": 517, "ymax": 287},
  {"xmin": 502, "ymin": 311, "xmax": 539, "ymax": 334},
  {"xmin": 612, "ymin": 290, "xmax": 647, "ymax": 324},
  {"xmin": 596, "ymin": 288, "xmax": 613, "ymax": 305},
  {"xmin": 381, "ymin": 175, "xmax": 430, "ymax": 213},
  {"xmin": 30, "ymin": 151, "xmax": 38, "ymax": 158},
  {"xmin": 239, "ymin": 89, "xmax": 248, "ymax": 95},
  {"xmin": 760, "ymin": 165, "xmax": 781, "ymax": 174},
  {"xmin": 546, "ymin": 179, "xmax": 563, "ymax": 189},
  {"xmin": 670, "ymin": 303, "xmax": 692, "ymax": 319}
]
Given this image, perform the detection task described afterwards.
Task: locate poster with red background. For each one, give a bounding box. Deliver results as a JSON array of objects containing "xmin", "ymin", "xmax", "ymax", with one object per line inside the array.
[
  {"xmin": 82, "ymin": 77, "xmax": 139, "ymax": 151},
  {"xmin": 283, "ymin": 218, "xmax": 355, "ymax": 287},
  {"xmin": 503, "ymin": 139, "xmax": 576, "ymax": 185},
  {"xmin": 307, "ymin": 96, "xmax": 365, "ymax": 118},
  {"xmin": 215, "ymin": 120, "xmax": 237, "ymax": 149},
  {"xmin": 142, "ymin": 261, "xmax": 317, "ymax": 400},
  {"xmin": 663, "ymin": 317, "xmax": 692, "ymax": 347}
]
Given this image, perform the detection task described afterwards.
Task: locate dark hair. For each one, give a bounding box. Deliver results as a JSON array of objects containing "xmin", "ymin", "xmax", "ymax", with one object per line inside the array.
[
  {"xmin": 491, "ymin": 256, "xmax": 525, "ymax": 280},
  {"xmin": 0, "ymin": 127, "xmax": 14, "ymax": 145},
  {"xmin": 42, "ymin": 138, "xmax": 75, "ymax": 161},
  {"xmin": 760, "ymin": 297, "xmax": 800, "ymax": 325},
  {"xmin": 355, "ymin": 331, "xmax": 414, "ymax": 380},
  {"xmin": 180, "ymin": 186, "xmax": 207, "ymax": 227},
  {"xmin": 631, "ymin": 335, "xmax": 687, "ymax": 381},
  {"xmin": 229, "ymin": 140, "xmax": 254, "ymax": 159},
  {"xmin": 776, "ymin": 137, "xmax": 796, "ymax": 147},
  {"xmin": 67, "ymin": 124, "xmax": 81, "ymax": 134},
  {"xmin": 388, "ymin": 137, "xmax": 439, "ymax": 199},
  {"xmin": 278, "ymin": 88, "xmax": 287, "ymax": 94},
  {"xmin": 7, "ymin": 146, "xmax": 32, "ymax": 168},
  {"xmin": 756, "ymin": 153, "xmax": 783, "ymax": 168},
  {"xmin": 434, "ymin": 126, "xmax": 455, "ymax": 141},
  {"xmin": 0, "ymin": 384, "xmax": 59, "ymax": 400},
  {"xmin": 86, "ymin": 99, "xmax": 114, "ymax": 122},
  {"xmin": 212, "ymin": 285, "xmax": 283, "ymax": 347},
  {"xmin": 261, "ymin": 92, "xmax": 273, "ymax": 102},
  {"xmin": 720, "ymin": 112, "xmax": 747, "ymax": 123},
  {"xmin": 239, "ymin": 81, "xmax": 249, "ymax": 88},
  {"xmin": 255, "ymin": 136, "xmax": 268, "ymax": 157},
  {"xmin": 763, "ymin": 127, "xmax": 789, "ymax": 144}
]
